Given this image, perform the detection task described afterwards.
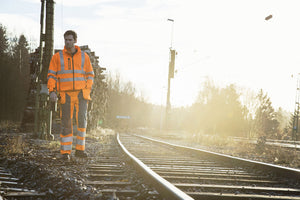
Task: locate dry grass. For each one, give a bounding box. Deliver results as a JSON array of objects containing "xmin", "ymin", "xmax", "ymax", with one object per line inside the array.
[
  {"xmin": 262, "ymin": 146, "xmax": 300, "ymax": 168},
  {"xmin": 142, "ymin": 130, "xmax": 300, "ymax": 169},
  {"xmin": 191, "ymin": 133, "xmax": 300, "ymax": 169},
  {"xmin": 0, "ymin": 120, "xmax": 20, "ymax": 132},
  {"xmin": 1, "ymin": 135, "xmax": 27, "ymax": 155},
  {"xmin": 40, "ymin": 140, "xmax": 60, "ymax": 150},
  {"xmin": 88, "ymin": 127, "xmax": 116, "ymax": 144}
]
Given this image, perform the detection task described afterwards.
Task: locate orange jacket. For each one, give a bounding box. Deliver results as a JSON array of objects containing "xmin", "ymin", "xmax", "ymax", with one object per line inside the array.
[{"xmin": 47, "ymin": 45, "xmax": 94, "ymax": 93}]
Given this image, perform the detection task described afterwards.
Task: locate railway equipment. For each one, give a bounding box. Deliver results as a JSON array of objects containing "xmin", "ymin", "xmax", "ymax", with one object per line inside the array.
[
  {"xmin": 2, "ymin": 132, "xmax": 300, "ymax": 199},
  {"xmin": 0, "ymin": 166, "xmax": 46, "ymax": 199},
  {"xmin": 118, "ymin": 133, "xmax": 300, "ymax": 200}
]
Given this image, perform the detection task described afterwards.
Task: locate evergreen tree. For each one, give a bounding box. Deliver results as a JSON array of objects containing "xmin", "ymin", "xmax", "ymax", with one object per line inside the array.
[
  {"xmin": 0, "ymin": 24, "xmax": 8, "ymax": 59},
  {"xmin": 0, "ymin": 25, "xmax": 31, "ymax": 122},
  {"xmin": 275, "ymin": 107, "xmax": 291, "ymax": 139},
  {"xmin": 0, "ymin": 24, "xmax": 10, "ymax": 120},
  {"xmin": 219, "ymin": 84, "xmax": 246, "ymax": 136},
  {"xmin": 12, "ymin": 35, "xmax": 30, "ymax": 74},
  {"xmin": 12, "ymin": 34, "xmax": 31, "ymax": 122},
  {"xmin": 254, "ymin": 89, "xmax": 279, "ymax": 138},
  {"xmin": 188, "ymin": 79, "xmax": 246, "ymax": 136}
]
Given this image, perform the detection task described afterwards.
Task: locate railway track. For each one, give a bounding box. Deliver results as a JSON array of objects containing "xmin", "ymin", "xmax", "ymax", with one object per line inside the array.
[
  {"xmin": 0, "ymin": 134, "xmax": 161, "ymax": 200},
  {"xmin": 0, "ymin": 166, "xmax": 46, "ymax": 199},
  {"xmin": 118, "ymin": 133, "xmax": 300, "ymax": 200},
  {"xmin": 1, "ymin": 132, "xmax": 300, "ymax": 199},
  {"xmin": 84, "ymin": 134, "xmax": 161, "ymax": 200}
]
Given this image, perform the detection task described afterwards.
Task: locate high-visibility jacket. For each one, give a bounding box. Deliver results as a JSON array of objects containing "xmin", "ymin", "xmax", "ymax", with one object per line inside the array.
[{"xmin": 47, "ymin": 45, "xmax": 94, "ymax": 93}]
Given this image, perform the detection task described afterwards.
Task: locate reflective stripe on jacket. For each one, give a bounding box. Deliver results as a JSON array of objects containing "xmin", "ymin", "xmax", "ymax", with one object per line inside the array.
[{"xmin": 47, "ymin": 45, "xmax": 94, "ymax": 92}]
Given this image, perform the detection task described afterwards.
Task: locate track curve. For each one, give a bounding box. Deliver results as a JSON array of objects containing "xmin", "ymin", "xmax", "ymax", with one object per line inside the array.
[{"xmin": 118, "ymin": 133, "xmax": 300, "ymax": 200}]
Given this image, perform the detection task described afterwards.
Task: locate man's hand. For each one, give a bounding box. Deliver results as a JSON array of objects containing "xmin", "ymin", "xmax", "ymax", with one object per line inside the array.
[{"xmin": 49, "ymin": 91, "xmax": 57, "ymax": 102}]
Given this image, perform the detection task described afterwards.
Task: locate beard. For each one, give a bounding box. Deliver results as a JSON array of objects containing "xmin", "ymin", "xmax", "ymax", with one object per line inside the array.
[{"xmin": 65, "ymin": 43, "xmax": 74, "ymax": 49}]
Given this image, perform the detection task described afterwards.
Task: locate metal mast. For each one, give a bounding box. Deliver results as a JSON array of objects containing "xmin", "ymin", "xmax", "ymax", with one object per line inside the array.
[
  {"xmin": 34, "ymin": 0, "xmax": 55, "ymax": 139},
  {"xmin": 292, "ymin": 73, "xmax": 300, "ymax": 141},
  {"xmin": 165, "ymin": 19, "xmax": 175, "ymax": 130}
]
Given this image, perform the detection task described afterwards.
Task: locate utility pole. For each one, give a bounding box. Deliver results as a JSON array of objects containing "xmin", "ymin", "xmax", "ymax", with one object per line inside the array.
[
  {"xmin": 34, "ymin": 0, "xmax": 55, "ymax": 140},
  {"xmin": 41, "ymin": 0, "xmax": 54, "ymax": 83},
  {"xmin": 165, "ymin": 19, "xmax": 176, "ymax": 130}
]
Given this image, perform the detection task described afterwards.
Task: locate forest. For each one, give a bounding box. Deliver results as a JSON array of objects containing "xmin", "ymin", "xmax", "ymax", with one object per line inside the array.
[{"xmin": 0, "ymin": 24, "xmax": 296, "ymax": 141}]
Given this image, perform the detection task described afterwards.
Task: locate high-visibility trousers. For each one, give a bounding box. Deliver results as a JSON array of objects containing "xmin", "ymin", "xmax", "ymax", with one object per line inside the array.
[{"xmin": 60, "ymin": 91, "xmax": 88, "ymax": 155}]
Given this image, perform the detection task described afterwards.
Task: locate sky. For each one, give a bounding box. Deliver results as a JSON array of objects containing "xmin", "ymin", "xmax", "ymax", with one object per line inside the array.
[{"xmin": 1, "ymin": 0, "xmax": 300, "ymax": 112}]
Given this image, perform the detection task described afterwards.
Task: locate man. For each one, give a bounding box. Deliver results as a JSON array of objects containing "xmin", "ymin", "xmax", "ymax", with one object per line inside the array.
[{"xmin": 47, "ymin": 30, "xmax": 94, "ymax": 161}]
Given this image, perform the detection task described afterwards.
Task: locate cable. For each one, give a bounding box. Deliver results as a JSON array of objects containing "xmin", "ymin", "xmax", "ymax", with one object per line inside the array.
[{"xmin": 176, "ymin": 55, "xmax": 210, "ymax": 73}]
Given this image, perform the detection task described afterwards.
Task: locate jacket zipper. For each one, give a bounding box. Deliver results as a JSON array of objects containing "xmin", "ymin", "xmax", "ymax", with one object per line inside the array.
[{"xmin": 72, "ymin": 55, "xmax": 75, "ymax": 90}]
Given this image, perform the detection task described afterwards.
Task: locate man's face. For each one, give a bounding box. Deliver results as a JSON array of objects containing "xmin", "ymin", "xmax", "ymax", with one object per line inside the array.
[{"xmin": 64, "ymin": 35, "xmax": 76, "ymax": 49}]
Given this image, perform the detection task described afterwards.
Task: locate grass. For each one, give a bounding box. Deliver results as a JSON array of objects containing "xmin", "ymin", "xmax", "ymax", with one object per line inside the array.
[
  {"xmin": 140, "ymin": 130, "xmax": 300, "ymax": 169},
  {"xmin": 40, "ymin": 140, "xmax": 60, "ymax": 150},
  {"xmin": 88, "ymin": 127, "xmax": 115, "ymax": 141},
  {"xmin": 0, "ymin": 120, "xmax": 20, "ymax": 132},
  {"xmin": 1, "ymin": 135, "xmax": 27, "ymax": 155},
  {"xmin": 190, "ymin": 133, "xmax": 300, "ymax": 169}
]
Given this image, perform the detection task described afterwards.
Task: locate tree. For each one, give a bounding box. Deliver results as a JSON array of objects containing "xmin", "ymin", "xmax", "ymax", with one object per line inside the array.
[
  {"xmin": 289, "ymin": 111, "xmax": 299, "ymax": 140},
  {"xmin": 254, "ymin": 89, "xmax": 279, "ymax": 138},
  {"xmin": 195, "ymin": 78, "xmax": 220, "ymax": 134},
  {"xmin": 104, "ymin": 72, "xmax": 161, "ymax": 130},
  {"xmin": 186, "ymin": 79, "xmax": 246, "ymax": 136},
  {"xmin": 0, "ymin": 24, "xmax": 8, "ymax": 60},
  {"xmin": 218, "ymin": 84, "xmax": 246, "ymax": 136},
  {"xmin": 12, "ymin": 35, "xmax": 30, "ymax": 73},
  {"xmin": 87, "ymin": 66, "xmax": 108, "ymax": 131},
  {"xmin": 239, "ymin": 88, "xmax": 258, "ymax": 138},
  {"xmin": 0, "ymin": 26, "xmax": 31, "ymax": 122},
  {"xmin": 275, "ymin": 107, "xmax": 291, "ymax": 139},
  {"xmin": 0, "ymin": 24, "xmax": 9, "ymax": 120}
]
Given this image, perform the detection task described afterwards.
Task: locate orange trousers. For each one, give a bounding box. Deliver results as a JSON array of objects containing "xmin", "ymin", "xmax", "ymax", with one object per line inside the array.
[{"xmin": 60, "ymin": 91, "xmax": 88, "ymax": 155}]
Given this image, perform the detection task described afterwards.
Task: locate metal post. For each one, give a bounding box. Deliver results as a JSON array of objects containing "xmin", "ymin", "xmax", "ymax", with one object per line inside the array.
[
  {"xmin": 41, "ymin": 0, "xmax": 54, "ymax": 84},
  {"xmin": 293, "ymin": 73, "xmax": 300, "ymax": 142},
  {"xmin": 34, "ymin": 0, "xmax": 55, "ymax": 140},
  {"xmin": 168, "ymin": 19, "xmax": 174, "ymax": 49},
  {"xmin": 166, "ymin": 70, "xmax": 171, "ymax": 129},
  {"xmin": 34, "ymin": 0, "xmax": 45, "ymax": 136},
  {"xmin": 165, "ymin": 19, "xmax": 175, "ymax": 130},
  {"xmin": 43, "ymin": 0, "xmax": 54, "ymax": 140}
]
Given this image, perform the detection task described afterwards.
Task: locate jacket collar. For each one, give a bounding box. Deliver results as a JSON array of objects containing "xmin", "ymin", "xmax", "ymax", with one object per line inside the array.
[{"xmin": 63, "ymin": 45, "xmax": 81, "ymax": 56}]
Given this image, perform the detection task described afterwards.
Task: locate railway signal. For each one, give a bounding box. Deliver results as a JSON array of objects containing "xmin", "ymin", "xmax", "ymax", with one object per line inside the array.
[
  {"xmin": 165, "ymin": 18, "xmax": 176, "ymax": 130},
  {"xmin": 169, "ymin": 49, "xmax": 176, "ymax": 78}
]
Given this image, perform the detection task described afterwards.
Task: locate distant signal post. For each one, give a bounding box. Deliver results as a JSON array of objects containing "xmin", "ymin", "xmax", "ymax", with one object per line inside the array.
[{"xmin": 166, "ymin": 18, "xmax": 176, "ymax": 130}]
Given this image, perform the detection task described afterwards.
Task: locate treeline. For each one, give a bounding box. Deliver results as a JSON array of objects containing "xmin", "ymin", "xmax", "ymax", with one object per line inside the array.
[
  {"xmin": 103, "ymin": 73, "xmax": 162, "ymax": 129},
  {"xmin": 102, "ymin": 75, "xmax": 293, "ymax": 140},
  {"xmin": 0, "ymin": 24, "xmax": 295, "ymax": 140},
  {"xmin": 0, "ymin": 24, "xmax": 31, "ymax": 121}
]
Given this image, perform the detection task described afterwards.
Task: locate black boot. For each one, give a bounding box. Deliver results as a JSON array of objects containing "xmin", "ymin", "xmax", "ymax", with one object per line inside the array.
[
  {"xmin": 61, "ymin": 153, "xmax": 70, "ymax": 161},
  {"xmin": 75, "ymin": 150, "xmax": 88, "ymax": 158}
]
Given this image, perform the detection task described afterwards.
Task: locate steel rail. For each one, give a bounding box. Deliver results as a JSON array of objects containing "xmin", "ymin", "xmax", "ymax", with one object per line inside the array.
[
  {"xmin": 134, "ymin": 134, "xmax": 300, "ymax": 180},
  {"xmin": 116, "ymin": 133, "xmax": 194, "ymax": 200}
]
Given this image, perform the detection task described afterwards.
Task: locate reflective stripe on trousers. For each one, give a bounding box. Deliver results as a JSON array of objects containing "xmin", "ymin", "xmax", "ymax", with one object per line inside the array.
[{"xmin": 60, "ymin": 91, "xmax": 87, "ymax": 155}]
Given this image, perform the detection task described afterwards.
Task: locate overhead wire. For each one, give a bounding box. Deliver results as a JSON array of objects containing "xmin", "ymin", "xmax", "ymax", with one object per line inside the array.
[{"xmin": 175, "ymin": 55, "xmax": 211, "ymax": 75}]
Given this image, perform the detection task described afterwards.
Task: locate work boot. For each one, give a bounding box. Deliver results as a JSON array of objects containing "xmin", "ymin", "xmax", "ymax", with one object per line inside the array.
[
  {"xmin": 61, "ymin": 153, "xmax": 70, "ymax": 161},
  {"xmin": 75, "ymin": 150, "xmax": 88, "ymax": 158}
]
